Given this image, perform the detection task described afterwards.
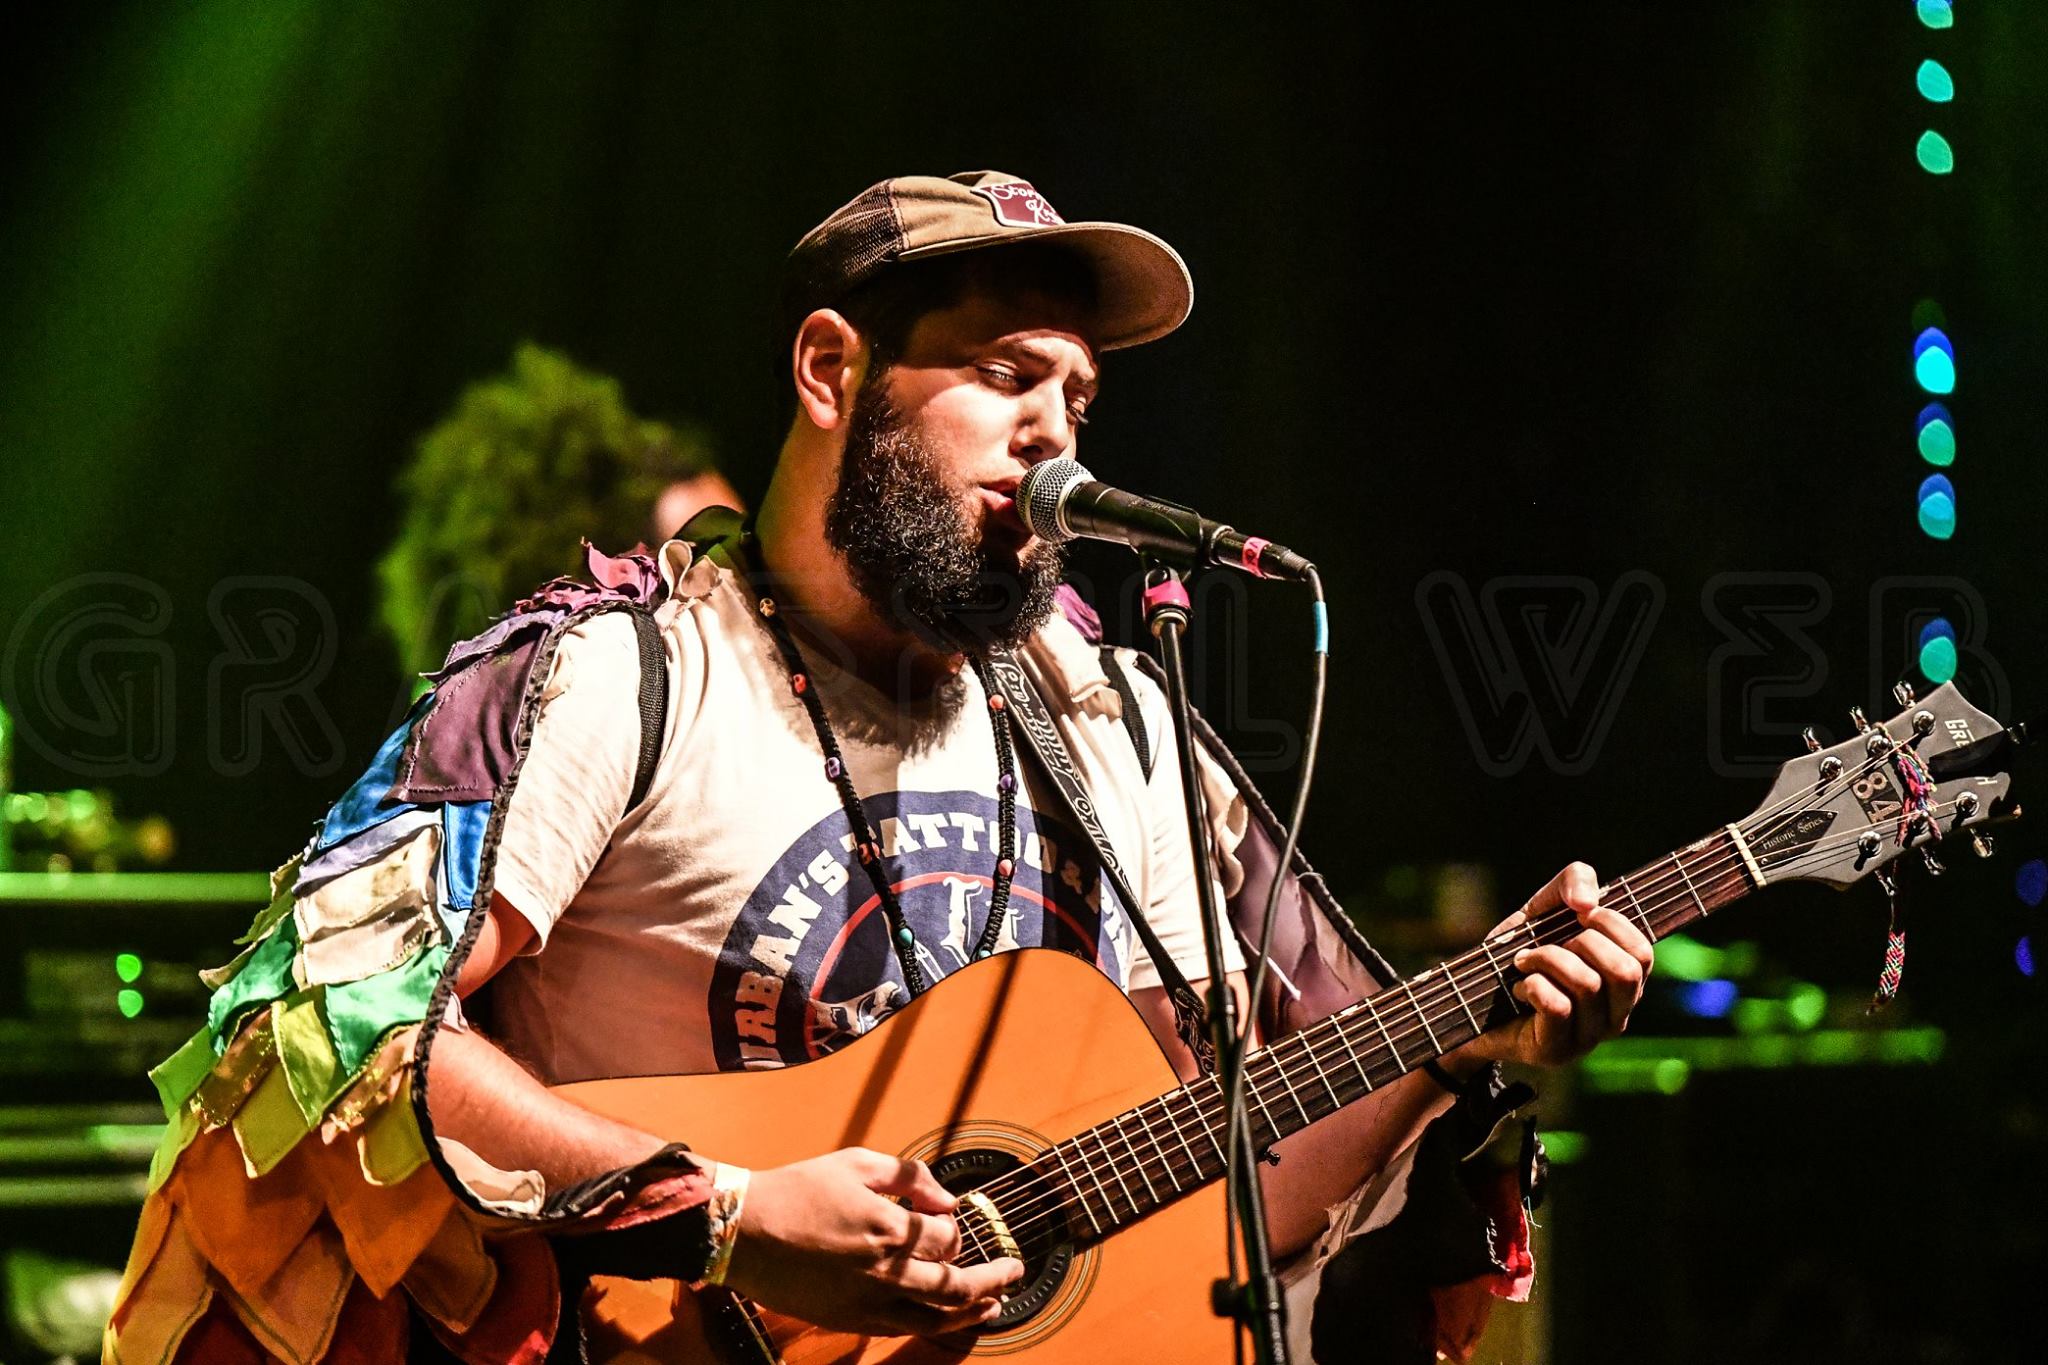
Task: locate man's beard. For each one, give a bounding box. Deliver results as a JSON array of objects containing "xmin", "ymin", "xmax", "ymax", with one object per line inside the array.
[{"xmin": 824, "ymin": 380, "xmax": 1066, "ymax": 656}]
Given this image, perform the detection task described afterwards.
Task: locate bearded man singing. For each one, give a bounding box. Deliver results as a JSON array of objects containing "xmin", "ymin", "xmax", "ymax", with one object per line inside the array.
[{"xmin": 106, "ymin": 172, "xmax": 1653, "ymax": 1364}]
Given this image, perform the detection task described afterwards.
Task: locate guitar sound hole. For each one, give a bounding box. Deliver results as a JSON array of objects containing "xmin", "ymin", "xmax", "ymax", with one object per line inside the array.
[{"xmin": 928, "ymin": 1147, "xmax": 1076, "ymax": 1330}]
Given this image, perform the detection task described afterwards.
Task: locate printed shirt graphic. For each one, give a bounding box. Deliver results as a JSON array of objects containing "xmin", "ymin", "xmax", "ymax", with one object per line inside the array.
[
  {"xmin": 710, "ymin": 793, "xmax": 1126, "ymax": 1070},
  {"xmin": 484, "ymin": 548, "xmax": 1240, "ymax": 1086}
]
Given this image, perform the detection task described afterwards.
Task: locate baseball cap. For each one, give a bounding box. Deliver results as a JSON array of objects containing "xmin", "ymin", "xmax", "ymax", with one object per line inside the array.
[{"xmin": 782, "ymin": 170, "xmax": 1193, "ymax": 352}]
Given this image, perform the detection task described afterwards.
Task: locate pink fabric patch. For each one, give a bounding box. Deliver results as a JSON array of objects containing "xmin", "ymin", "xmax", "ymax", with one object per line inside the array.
[{"xmin": 974, "ymin": 181, "xmax": 1066, "ymax": 228}]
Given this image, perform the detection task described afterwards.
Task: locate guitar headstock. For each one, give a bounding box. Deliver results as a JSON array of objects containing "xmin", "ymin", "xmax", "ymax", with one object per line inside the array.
[{"xmin": 1740, "ymin": 681, "xmax": 2021, "ymax": 889}]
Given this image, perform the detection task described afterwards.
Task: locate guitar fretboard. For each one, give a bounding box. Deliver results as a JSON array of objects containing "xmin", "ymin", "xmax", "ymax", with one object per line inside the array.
[{"xmin": 963, "ymin": 829, "xmax": 1755, "ymax": 1255}]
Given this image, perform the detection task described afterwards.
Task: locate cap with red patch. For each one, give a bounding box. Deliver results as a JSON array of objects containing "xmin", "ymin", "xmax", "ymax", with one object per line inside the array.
[{"xmin": 783, "ymin": 170, "xmax": 1193, "ymax": 351}]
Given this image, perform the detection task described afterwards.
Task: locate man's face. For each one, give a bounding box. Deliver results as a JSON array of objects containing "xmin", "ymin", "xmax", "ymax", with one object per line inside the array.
[{"xmin": 824, "ymin": 284, "xmax": 1099, "ymax": 655}]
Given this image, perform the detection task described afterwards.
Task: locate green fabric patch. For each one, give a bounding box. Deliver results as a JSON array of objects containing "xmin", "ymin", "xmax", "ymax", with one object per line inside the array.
[
  {"xmin": 324, "ymin": 944, "xmax": 449, "ymax": 1075},
  {"xmin": 238, "ymin": 861, "xmax": 300, "ymax": 945},
  {"xmin": 147, "ymin": 1027, "xmax": 218, "ymax": 1120},
  {"xmin": 205, "ymin": 918, "xmax": 300, "ymax": 1054},
  {"xmin": 274, "ymin": 989, "xmax": 348, "ymax": 1127}
]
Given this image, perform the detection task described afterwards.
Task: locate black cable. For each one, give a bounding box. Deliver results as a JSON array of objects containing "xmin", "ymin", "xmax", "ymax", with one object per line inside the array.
[{"xmin": 1221, "ymin": 565, "xmax": 1328, "ymax": 1360}]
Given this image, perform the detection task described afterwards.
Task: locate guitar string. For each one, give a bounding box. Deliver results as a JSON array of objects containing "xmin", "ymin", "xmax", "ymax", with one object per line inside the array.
[
  {"xmin": 956, "ymin": 754, "xmax": 1947, "ymax": 1250},
  {"xmin": 971, "ymin": 788, "xmax": 1962, "ymax": 1252},
  {"xmin": 958, "ymin": 724, "xmax": 1922, "ymax": 1242},
  {"xmin": 953, "ymin": 768, "xmax": 1967, "ymax": 1253}
]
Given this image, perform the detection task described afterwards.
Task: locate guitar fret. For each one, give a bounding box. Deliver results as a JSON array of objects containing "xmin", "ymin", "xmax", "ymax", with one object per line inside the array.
[
  {"xmin": 1371, "ymin": 1004, "xmax": 1410, "ymax": 1073},
  {"xmin": 1332, "ymin": 1016, "xmax": 1375, "ymax": 1091},
  {"xmin": 1094, "ymin": 1129, "xmax": 1140, "ymax": 1217},
  {"xmin": 1406, "ymin": 983, "xmax": 1443, "ymax": 1054},
  {"xmin": 1268, "ymin": 1050, "xmax": 1315, "ymax": 1127},
  {"xmin": 1614, "ymin": 877, "xmax": 1656, "ymax": 942},
  {"xmin": 1111, "ymin": 1113, "xmax": 1160, "ymax": 1206},
  {"xmin": 1441, "ymin": 961, "xmax": 1482, "ymax": 1033},
  {"xmin": 1133, "ymin": 1104, "xmax": 1183, "ymax": 1192},
  {"xmin": 1156, "ymin": 1094, "xmax": 1204, "ymax": 1182},
  {"xmin": 1479, "ymin": 937, "xmax": 1517, "ymax": 1007},
  {"xmin": 1669, "ymin": 850, "xmax": 1709, "ymax": 918},
  {"xmin": 1248, "ymin": 1078, "xmax": 1283, "ymax": 1143},
  {"xmin": 1299, "ymin": 1039, "xmax": 1344, "ymax": 1109},
  {"xmin": 1050, "ymin": 1145, "xmax": 1103, "ymax": 1237},
  {"xmin": 1185, "ymin": 1082, "xmax": 1229, "ymax": 1166}
]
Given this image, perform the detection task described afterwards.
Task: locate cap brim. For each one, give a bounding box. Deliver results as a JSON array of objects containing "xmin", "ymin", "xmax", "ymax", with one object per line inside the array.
[{"xmin": 898, "ymin": 222, "xmax": 1193, "ymax": 351}]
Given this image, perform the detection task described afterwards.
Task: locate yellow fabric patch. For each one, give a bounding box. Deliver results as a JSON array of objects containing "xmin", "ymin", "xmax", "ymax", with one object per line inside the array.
[
  {"xmin": 273, "ymin": 989, "xmax": 346, "ymax": 1127},
  {"xmin": 356, "ymin": 1078, "xmax": 429, "ymax": 1187},
  {"xmin": 192, "ymin": 1012, "xmax": 279, "ymax": 1130},
  {"xmin": 229, "ymin": 1043, "xmax": 315, "ymax": 1178},
  {"xmin": 102, "ymin": 1202, "xmax": 212, "ymax": 1365},
  {"xmin": 146, "ymin": 1101, "xmax": 201, "ymax": 1195}
]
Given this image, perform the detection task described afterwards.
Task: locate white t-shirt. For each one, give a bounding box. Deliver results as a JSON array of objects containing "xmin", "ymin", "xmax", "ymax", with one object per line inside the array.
[{"xmin": 485, "ymin": 541, "xmax": 1246, "ymax": 1084}]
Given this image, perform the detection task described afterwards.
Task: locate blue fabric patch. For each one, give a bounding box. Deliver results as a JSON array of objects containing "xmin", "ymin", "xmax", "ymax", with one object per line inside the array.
[
  {"xmin": 439, "ymin": 799, "xmax": 492, "ymax": 928},
  {"xmin": 315, "ymin": 695, "xmax": 434, "ymax": 854}
]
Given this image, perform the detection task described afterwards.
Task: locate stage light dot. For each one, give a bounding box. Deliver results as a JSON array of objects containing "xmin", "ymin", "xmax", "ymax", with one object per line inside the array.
[
  {"xmin": 2017, "ymin": 859, "xmax": 2048, "ymax": 908},
  {"xmin": 115, "ymin": 952, "xmax": 143, "ymax": 983},
  {"xmin": 1914, "ymin": 346, "xmax": 1955, "ymax": 394},
  {"xmin": 1913, "ymin": 326, "xmax": 1954, "ymax": 362},
  {"xmin": 1916, "ymin": 59, "xmax": 1954, "ymax": 103},
  {"xmin": 1916, "ymin": 0, "xmax": 1954, "ymax": 31},
  {"xmin": 1918, "ymin": 617, "xmax": 1956, "ymax": 649},
  {"xmin": 1786, "ymin": 982, "xmax": 1827, "ymax": 1031},
  {"xmin": 1917, "ymin": 130, "xmax": 1955, "ymax": 175},
  {"xmin": 1917, "ymin": 492, "xmax": 1956, "ymax": 540},
  {"xmin": 1918, "ymin": 633, "xmax": 1958, "ymax": 684},
  {"xmin": 1911, "ymin": 299, "xmax": 1948, "ymax": 331},
  {"xmin": 117, "ymin": 989, "xmax": 145, "ymax": 1019},
  {"xmin": 1652, "ymin": 1058, "xmax": 1690, "ymax": 1095},
  {"xmin": 1674, "ymin": 979, "xmax": 1738, "ymax": 1018},
  {"xmin": 2018, "ymin": 937, "xmax": 2036, "ymax": 979},
  {"xmin": 1917, "ymin": 418, "xmax": 1955, "ymax": 466}
]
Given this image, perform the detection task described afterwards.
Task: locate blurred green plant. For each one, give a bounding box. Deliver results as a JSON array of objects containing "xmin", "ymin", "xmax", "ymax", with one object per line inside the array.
[{"xmin": 377, "ymin": 343, "xmax": 718, "ymax": 679}]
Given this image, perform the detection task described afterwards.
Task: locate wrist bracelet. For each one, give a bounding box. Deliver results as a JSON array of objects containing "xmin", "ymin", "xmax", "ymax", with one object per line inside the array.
[
  {"xmin": 1421, "ymin": 1057, "xmax": 1464, "ymax": 1095},
  {"xmin": 696, "ymin": 1162, "xmax": 751, "ymax": 1288}
]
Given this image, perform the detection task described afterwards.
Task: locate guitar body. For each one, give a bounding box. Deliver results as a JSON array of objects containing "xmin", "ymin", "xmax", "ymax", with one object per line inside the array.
[{"xmin": 556, "ymin": 949, "xmax": 1236, "ymax": 1364}]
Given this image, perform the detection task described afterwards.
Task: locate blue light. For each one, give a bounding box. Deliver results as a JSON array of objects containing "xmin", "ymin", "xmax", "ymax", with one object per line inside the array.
[
  {"xmin": 1916, "ymin": 401, "xmax": 1952, "ymax": 433},
  {"xmin": 1674, "ymin": 978, "xmax": 1739, "ymax": 1019},
  {"xmin": 2018, "ymin": 859, "xmax": 2048, "ymax": 909},
  {"xmin": 1918, "ymin": 617, "xmax": 1956, "ymax": 650},
  {"xmin": 1919, "ymin": 473, "xmax": 1955, "ymax": 506},
  {"xmin": 1913, "ymin": 327, "xmax": 1954, "ymax": 362},
  {"xmin": 2019, "ymin": 936, "xmax": 2036, "ymax": 979}
]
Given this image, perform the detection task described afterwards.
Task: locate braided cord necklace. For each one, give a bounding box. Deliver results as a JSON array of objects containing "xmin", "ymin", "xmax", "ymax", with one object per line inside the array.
[{"xmin": 746, "ymin": 555, "xmax": 1020, "ymax": 998}]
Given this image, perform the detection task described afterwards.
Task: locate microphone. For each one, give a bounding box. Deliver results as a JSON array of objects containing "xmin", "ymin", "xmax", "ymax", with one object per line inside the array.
[{"xmin": 1015, "ymin": 457, "xmax": 1314, "ymax": 582}]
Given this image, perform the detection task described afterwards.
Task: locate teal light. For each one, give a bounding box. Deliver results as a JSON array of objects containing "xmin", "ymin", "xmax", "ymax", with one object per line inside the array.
[
  {"xmin": 116, "ymin": 989, "xmax": 145, "ymax": 1019},
  {"xmin": 1914, "ymin": 346, "xmax": 1955, "ymax": 394},
  {"xmin": 1918, "ymin": 491, "xmax": 1957, "ymax": 540},
  {"xmin": 1919, "ymin": 633, "xmax": 1959, "ymax": 683},
  {"xmin": 1915, "ymin": 0, "xmax": 1953, "ymax": 30},
  {"xmin": 115, "ymin": 952, "xmax": 143, "ymax": 983},
  {"xmin": 1918, "ymin": 418, "xmax": 1955, "ymax": 466},
  {"xmin": 1916, "ymin": 130, "xmax": 1955, "ymax": 175},
  {"xmin": 1916, "ymin": 59, "xmax": 1954, "ymax": 103}
]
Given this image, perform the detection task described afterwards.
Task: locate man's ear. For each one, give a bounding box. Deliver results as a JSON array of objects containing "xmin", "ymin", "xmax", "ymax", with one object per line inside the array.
[{"xmin": 791, "ymin": 309, "xmax": 867, "ymax": 431}]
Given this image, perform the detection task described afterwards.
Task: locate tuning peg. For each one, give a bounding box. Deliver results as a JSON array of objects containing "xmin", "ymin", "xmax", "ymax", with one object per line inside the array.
[
  {"xmin": 1971, "ymin": 831, "xmax": 1996, "ymax": 858},
  {"xmin": 1893, "ymin": 680, "xmax": 1917, "ymax": 708},
  {"xmin": 1921, "ymin": 847, "xmax": 1945, "ymax": 876},
  {"xmin": 1850, "ymin": 706, "xmax": 1870, "ymax": 732},
  {"xmin": 1802, "ymin": 726, "xmax": 1822, "ymax": 752}
]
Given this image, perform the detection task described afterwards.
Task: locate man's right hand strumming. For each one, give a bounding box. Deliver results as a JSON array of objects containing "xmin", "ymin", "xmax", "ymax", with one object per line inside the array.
[{"xmin": 725, "ymin": 1148, "xmax": 1026, "ymax": 1337}]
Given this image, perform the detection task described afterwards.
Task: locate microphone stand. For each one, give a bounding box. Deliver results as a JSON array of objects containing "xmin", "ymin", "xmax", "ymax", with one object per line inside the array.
[{"xmin": 1140, "ymin": 560, "xmax": 1289, "ymax": 1365}]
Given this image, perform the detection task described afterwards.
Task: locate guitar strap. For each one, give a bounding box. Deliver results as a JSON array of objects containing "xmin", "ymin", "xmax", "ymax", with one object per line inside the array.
[{"xmin": 982, "ymin": 649, "xmax": 1217, "ymax": 1076}]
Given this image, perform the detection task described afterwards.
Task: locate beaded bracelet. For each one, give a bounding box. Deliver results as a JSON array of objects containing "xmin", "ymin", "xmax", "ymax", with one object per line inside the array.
[{"xmin": 695, "ymin": 1163, "xmax": 752, "ymax": 1288}]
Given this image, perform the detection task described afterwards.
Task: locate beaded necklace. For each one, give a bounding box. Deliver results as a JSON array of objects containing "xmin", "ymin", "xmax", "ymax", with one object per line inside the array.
[{"xmin": 745, "ymin": 541, "xmax": 1020, "ymax": 998}]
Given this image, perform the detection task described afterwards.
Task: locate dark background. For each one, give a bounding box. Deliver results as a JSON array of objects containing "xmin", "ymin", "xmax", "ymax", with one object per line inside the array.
[{"xmin": 2, "ymin": 3, "xmax": 2043, "ymax": 1361}]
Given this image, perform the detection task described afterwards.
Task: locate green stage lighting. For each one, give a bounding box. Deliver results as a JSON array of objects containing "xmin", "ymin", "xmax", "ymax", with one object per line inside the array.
[
  {"xmin": 1916, "ymin": 130, "xmax": 1955, "ymax": 175},
  {"xmin": 117, "ymin": 989, "xmax": 145, "ymax": 1019},
  {"xmin": 1916, "ymin": 59, "xmax": 1954, "ymax": 103},
  {"xmin": 1919, "ymin": 633, "xmax": 1959, "ymax": 684},
  {"xmin": 115, "ymin": 952, "xmax": 143, "ymax": 983},
  {"xmin": 1916, "ymin": 0, "xmax": 1953, "ymax": 30},
  {"xmin": 1914, "ymin": 346, "xmax": 1955, "ymax": 394}
]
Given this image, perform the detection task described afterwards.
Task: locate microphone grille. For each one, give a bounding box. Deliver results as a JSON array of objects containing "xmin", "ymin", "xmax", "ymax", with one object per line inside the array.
[{"xmin": 1017, "ymin": 457, "xmax": 1091, "ymax": 542}]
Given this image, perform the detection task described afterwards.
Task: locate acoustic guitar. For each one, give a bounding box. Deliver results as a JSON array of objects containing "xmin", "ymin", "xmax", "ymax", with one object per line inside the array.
[{"xmin": 556, "ymin": 682, "xmax": 2019, "ymax": 1363}]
